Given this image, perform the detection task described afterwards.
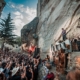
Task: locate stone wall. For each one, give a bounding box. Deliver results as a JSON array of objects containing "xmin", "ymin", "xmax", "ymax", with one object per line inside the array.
[{"xmin": 37, "ymin": 0, "xmax": 80, "ymax": 60}]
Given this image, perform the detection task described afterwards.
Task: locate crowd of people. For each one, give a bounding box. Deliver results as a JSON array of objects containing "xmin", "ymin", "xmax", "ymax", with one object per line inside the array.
[
  {"xmin": 0, "ymin": 49, "xmax": 40, "ymax": 80},
  {"xmin": 0, "ymin": 48, "xmax": 80, "ymax": 80},
  {"xmin": 0, "ymin": 48, "xmax": 57, "ymax": 80}
]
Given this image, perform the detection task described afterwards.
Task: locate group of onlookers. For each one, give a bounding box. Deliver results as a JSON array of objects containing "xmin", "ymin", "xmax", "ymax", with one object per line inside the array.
[
  {"xmin": 0, "ymin": 49, "xmax": 40, "ymax": 80},
  {"xmin": 0, "ymin": 49, "xmax": 62, "ymax": 80},
  {"xmin": 0, "ymin": 40, "xmax": 80, "ymax": 80}
]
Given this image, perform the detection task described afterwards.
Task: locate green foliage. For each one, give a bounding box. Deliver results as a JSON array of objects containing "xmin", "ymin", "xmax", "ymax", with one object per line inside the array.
[
  {"xmin": 15, "ymin": 36, "xmax": 21, "ymax": 46},
  {"xmin": 0, "ymin": 13, "xmax": 16, "ymax": 45}
]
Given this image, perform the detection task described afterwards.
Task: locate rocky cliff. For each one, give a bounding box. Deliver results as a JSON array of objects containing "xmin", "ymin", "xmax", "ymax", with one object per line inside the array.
[
  {"xmin": 21, "ymin": 0, "xmax": 80, "ymax": 60},
  {"xmin": 37, "ymin": 0, "xmax": 80, "ymax": 60},
  {"xmin": 21, "ymin": 17, "xmax": 39, "ymax": 46}
]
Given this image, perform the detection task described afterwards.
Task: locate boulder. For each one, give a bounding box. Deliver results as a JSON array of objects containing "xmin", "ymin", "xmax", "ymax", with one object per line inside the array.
[{"xmin": 21, "ymin": 17, "xmax": 39, "ymax": 45}]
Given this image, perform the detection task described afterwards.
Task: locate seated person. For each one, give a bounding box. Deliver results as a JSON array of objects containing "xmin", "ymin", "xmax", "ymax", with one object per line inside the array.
[
  {"xmin": 42, "ymin": 55, "xmax": 50, "ymax": 62},
  {"xmin": 42, "ymin": 55, "xmax": 51, "ymax": 69}
]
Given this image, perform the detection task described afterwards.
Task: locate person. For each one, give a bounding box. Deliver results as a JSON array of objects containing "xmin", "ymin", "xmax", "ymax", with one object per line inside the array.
[
  {"xmin": 61, "ymin": 28, "xmax": 67, "ymax": 41},
  {"xmin": 10, "ymin": 67, "xmax": 21, "ymax": 80},
  {"xmin": 46, "ymin": 72, "xmax": 55, "ymax": 80},
  {"xmin": 77, "ymin": 37, "xmax": 80, "ymax": 51},
  {"xmin": 72, "ymin": 38, "xmax": 78, "ymax": 51},
  {"xmin": 26, "ymin": 67, "xmax": 33, "ymax": 80},
  {"xmin": 46, "ymin": 55, "xmax": 50, "ymax": 62},
  {"xmin": 43, "ymin": 55, "xmax": 50, "ymax": 62},
  {"xmin": 0, "ymin": 46, "xmax": 40, "ymax": 80},
  {"xmin": 66, "ymin": 68, "xmax": 80, "ymax": 80}
]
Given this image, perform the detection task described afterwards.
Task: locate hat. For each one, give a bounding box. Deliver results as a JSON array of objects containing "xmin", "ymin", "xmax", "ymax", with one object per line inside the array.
[
  {"xmin": 0, "ymin": 68, "xmax": 4, "ymax": 73},
  {"xmin": 11, "ymin": 67, "xmax": 19, "ymax": 76}
]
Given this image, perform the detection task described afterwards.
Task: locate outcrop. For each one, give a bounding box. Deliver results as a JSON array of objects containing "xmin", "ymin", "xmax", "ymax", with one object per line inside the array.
[
  {"xmin": 37, "ymin": 0, "xmax": 80, "ymax": 60},
  {"xmin": 21, "ymin": 17, "xmax": 39, "ymax": 45},
  {"xmin": 21, "ymin": 0, "xmax": 80, "ymax": 60}
]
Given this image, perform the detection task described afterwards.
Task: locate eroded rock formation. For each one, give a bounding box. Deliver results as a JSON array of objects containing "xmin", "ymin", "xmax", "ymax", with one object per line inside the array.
[
  {"xmin": 21, "ymin": 0, "xmax": 80, "ymax": 60},
  {"xmin": 21, "ymin": 17, "xmax": 39, "ymax": 46},
  {"xmin": 37, "ymin": 0, "xmax": 80, "ymax": 60}
]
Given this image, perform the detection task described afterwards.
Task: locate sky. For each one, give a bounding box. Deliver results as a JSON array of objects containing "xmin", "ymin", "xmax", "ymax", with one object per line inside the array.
[{"xmin": 1, "ymin": 0, "xmax": 38, "ymax": 36}]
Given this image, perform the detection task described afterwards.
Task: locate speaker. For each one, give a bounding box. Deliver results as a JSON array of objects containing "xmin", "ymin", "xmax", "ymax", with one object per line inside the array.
[{"xmin": 33, "ymin": 48, "xmax": 40, "ymax": 58}]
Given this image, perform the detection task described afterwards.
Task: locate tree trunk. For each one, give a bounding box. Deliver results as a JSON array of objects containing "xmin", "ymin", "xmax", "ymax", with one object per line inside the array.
[
  {"xmin": 1, "ymin": 42, "xmax": 4, "ymax": 51},
  {"xmin": 1, "ymin": 39, "xmax": 5, "ymax": 51}
]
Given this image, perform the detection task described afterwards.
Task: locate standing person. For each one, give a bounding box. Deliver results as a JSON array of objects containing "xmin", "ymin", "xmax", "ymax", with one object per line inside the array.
[
  {"xmin": 10, "ymin": 67, "xmax": 21, "ymax": 80},
  {"xmin": 66, "ymin": 68, "xmax": 80, "ymax": 80},
  {"xmin": 33, "ymin": 59, "xmax": 39, "ymax": 80},
  {"xmin": 61, "ymin": 28, "xmax": 67, "ymax": 41}
]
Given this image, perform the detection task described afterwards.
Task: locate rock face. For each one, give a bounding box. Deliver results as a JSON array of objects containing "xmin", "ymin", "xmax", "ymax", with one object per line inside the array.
[
  {"xmin": 0, "ymin": 0, "xmax": 6, "ymax": 17},
  {"xmin": 37, "ymin": 0, "xmax": 80, "ymax": 60},
  {"xmin": 21, "ymin": 0, "xmax": 80, "ymax": 60},
  {"xmin": 21, "ymin": 17, "xmax": 39, "ymax": 45}
]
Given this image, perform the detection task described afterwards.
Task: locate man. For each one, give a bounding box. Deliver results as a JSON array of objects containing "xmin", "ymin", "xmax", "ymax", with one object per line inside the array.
[
  {"xmin": 66, "ymin": 68, "xmax": 80, "ymax": 80},
  {"xmin": 61, "ymin": 28, "xmax": 67, "ymax": 41}
]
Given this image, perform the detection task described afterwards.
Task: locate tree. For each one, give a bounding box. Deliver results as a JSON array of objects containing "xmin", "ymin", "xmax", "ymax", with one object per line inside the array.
[
  {"xmin": 0, "ymin": 13, "xmax": 16, "ymax": 49},
  {"xmin": 15, "ymin": 36, "xmax": 21, "ymax": 46}
]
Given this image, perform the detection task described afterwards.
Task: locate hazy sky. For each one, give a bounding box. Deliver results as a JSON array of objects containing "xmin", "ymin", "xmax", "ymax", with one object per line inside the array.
[{"xmin": 1, "ymin": 0, "xmax": 38, "ymax": 36}]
